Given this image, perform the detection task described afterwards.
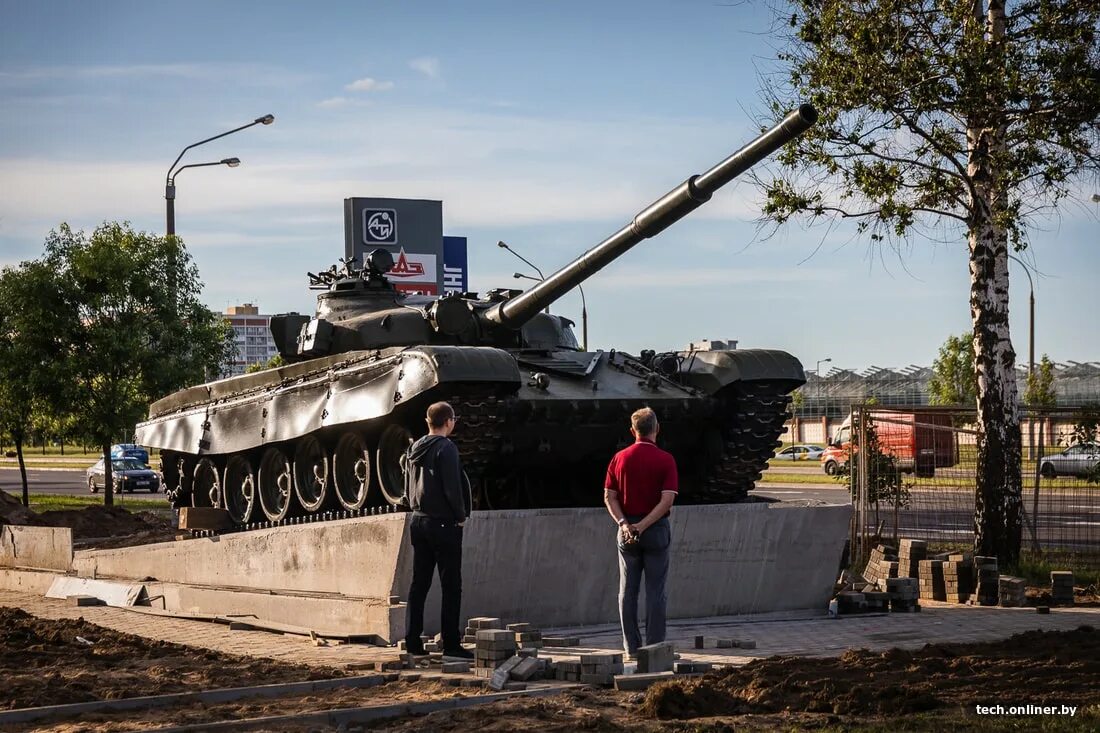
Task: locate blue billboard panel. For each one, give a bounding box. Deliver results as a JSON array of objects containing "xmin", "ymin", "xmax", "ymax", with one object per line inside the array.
[{"xmin": 442, "ymin": 236, "xmax": 468, "ymax": 294}]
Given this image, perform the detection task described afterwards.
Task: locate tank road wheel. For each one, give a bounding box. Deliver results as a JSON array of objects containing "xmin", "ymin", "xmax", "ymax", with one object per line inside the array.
[
  {"xmin": 258, "ymin": 447, "xmax": 295, "ymax": 522},
  {"xmin": 293, "ymin": 436, "xmax": 331, "ymax": 513},
  {"xmin": 192, "ymin": 458, "xmax": 222, "ymax": 508},
  {"xmin": 333, "ymin": 432, "xmax": 372, "ymax": 511},
  {"xmin": 377, "ymin": 424, "xmax": 414, "ymax": 506},
  {"xmin": 223, "ymin": 455, "xmax": 256, "ymax": 524}
]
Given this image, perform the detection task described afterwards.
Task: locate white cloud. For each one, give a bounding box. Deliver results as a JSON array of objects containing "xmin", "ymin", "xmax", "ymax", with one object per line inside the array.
[
  {"xmin": 345, "ymin": 77, "xmax": 394, "ymax": 93},
  {"xmin": 0, "ymin": 63, "xmax": 314, "ymax": 88},
  {"xmin": 409, "ymin": 57, "xmax": 440, "ymax": 78},
  {"xmin": 317, "ymin": 97, "xmax": 353, "ymax": 109}
]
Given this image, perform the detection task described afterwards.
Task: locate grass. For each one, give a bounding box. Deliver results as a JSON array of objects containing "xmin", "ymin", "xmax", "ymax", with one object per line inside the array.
[
  {"xmin": 1007, "ymin": 552, "xmax": 1100, "ymax": 587},
  {"xmin": 26, "ymin": 493, "xmax": 171, "ymax": 519}
]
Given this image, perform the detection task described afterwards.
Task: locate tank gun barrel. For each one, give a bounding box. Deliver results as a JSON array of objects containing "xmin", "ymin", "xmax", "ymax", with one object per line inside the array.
[{"xmin": 485, "ymin": 104, "xmax": 818, "ymax": 329}]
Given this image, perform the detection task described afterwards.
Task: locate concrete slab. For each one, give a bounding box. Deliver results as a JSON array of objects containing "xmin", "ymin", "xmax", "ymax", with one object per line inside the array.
[
  {"xmin": 72, "ymin": 514, "xmax": 408, "ymax": 598},
  {"xmin": 0, "ymin": 525, "xmax": 73, "ymax": 571},
  {"xmin": 46, "ymin": 577, "xmax": 146, "ymax": 607}
]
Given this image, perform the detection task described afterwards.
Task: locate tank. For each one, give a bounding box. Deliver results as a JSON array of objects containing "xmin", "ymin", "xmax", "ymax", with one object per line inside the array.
[{"xmin": 136, "ymin": 104, "xmax": 818, "ymax": 525}]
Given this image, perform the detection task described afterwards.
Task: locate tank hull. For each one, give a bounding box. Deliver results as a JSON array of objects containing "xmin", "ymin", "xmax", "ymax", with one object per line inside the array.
[{"xmin": 136, "ymin": 346, "xmax": 802, "ymax": 524}]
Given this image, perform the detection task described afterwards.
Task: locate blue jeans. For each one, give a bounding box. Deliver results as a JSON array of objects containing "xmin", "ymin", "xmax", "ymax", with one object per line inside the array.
[{"xmin": 617, "ymin": 515, "xmax": 671, "ymax": 655}]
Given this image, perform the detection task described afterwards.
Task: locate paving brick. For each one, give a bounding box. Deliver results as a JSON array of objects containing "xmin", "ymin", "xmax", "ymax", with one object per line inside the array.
[
  {"xmin": 509, "ymin": 656, "xmax": 540, "ymax": 681},
  {"xmin": 476, "ymin": 629, "xmax": 515, "ymax": 642},
  {"xmin": 613, "ymin": 671, "xmax": 675, "ymax": 690},
  {"xmin": 636, "ymin": 642, "xmax": 675, "ymax": 673}
]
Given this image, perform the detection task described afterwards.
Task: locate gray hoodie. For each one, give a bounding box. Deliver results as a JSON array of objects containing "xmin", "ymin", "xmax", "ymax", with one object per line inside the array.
[{"xmin": 403, "ymin": 435, "xmax": 469, "ymax": 523}]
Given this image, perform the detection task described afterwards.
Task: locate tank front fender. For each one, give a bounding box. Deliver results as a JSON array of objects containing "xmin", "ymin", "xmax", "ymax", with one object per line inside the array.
[{"xmin": 676, "ymin": 348, "xmax": 806, "ymax": 394}]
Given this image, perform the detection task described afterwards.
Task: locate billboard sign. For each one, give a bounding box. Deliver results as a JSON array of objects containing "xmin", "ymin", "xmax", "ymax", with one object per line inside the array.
[
  {"xmin": 344, "ymin": 198, "xmax": 443, "ymax": 287},
  {"xmin": 442, "ymin": 236, "xmax": 468, "ymax": 294}
]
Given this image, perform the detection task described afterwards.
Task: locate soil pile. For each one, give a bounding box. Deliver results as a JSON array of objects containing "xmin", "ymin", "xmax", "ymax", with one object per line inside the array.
[
  {"xmin": 38, "ymin": 505, "xmax": 175, "ymax": 548},
  {"xmin": 0, "ymin": 607, "xmax": 342, "ymax": 710},
  {"xmin": 0, "ymin": 491, "xmax": 174, "ymax": 548},
  {"xmin": 0, "ymin": 490, "xmax": 48, "ymax": 527},
  {"xmin": 641, "ymin": 625, "xmax": 1100, "ymax": 719}
]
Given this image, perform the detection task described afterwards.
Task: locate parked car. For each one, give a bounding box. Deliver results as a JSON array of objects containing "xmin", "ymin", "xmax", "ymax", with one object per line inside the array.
[
  {"xmin": 773, "ymin": 444, "xmax": 826, "ymax": 461},
  {"xmin": 111, "ymin": 443, "xmax": 149, "ymax": 465},
  {"xmin": 1039, "ymin": 442, "xmax": 1100, "ymax": 479},
  {"xmin": 87, "ymin": 458, "xmax": 161, "ymax": 493}
]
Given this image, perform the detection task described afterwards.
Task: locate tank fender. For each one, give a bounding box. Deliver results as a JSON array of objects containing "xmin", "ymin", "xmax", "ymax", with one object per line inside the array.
[
  {"xmin": 136, "ymin": 346, "xmax": 522, "ymax": 455},
  {"xmin": 676, "ymin": 348, "xmax": 806, "ymax": 393}
]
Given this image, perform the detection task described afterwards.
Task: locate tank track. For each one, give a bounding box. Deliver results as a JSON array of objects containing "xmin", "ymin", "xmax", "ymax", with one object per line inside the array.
[{"xmin": 693, "ymin": 381, "xmax": 793, "ymax": 503}]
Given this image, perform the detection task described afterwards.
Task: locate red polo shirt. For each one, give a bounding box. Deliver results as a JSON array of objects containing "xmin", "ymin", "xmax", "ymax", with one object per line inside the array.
[{"xmin": 604, "ymin": 438, "xmax": 678, "ymax": 516}]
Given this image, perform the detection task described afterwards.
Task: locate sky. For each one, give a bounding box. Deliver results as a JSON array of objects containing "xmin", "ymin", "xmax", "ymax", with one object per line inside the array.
[{"xmin": 1, "ymin": 0, "xmax": 1098, "ymax": 373}]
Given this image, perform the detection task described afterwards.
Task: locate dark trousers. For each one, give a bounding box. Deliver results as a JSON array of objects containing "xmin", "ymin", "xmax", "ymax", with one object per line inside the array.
[
  {"xmin": 617, "ymin": 515, "xmax": 671, "ymax": 655},
  {"xmin": 405, "ymin": 514, "xmax": 463, "ymax": 650}
]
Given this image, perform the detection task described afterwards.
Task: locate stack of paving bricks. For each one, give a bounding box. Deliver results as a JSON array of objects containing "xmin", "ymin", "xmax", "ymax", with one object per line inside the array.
[
  {"xmin": 897, "ymin": 539, "xmax": 927, "ymax": 578},
  {"xmin": 918, "ymin": 559, "xmax": 946, "ymax": 601},
  {"xmin": 885, "ymin": 577, "xmax": 920, "ymax": 611},
  {"xmin": 472, "ymin": 624, "xmax": 516, "ymax": 679},
  {"xmin": 508, "ymin": 622, "xmax": 543, "ymax": 651},
  {"xmin": 557, "ymin": 653, "xmax": 624, "ymax": 686},
  {"xmin": 464, "ymin": 616, "xmax": 502, "ymax": 644},
  {"xmin": 973, "ymin": 556, "xmax": 999, "ymax": 605},
  {"xmin": 862, "ymin": 544, "xmax": 899, "ymax": 589},
  {"xmin": 1051, "ymin": 571, "xmax": 1075, "ymax": 605},
  {"xmin": 998, "ymin": 576, "xmax": 1027, "ymax": 607},
  {"xmin": 943, "ymin": 553, "xmax": 975, "ymax": 603}
]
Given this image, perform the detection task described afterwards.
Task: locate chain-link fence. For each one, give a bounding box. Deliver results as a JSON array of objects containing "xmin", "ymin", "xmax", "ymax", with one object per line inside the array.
[{"xmin": 844, "ymin": 405, "xmax": 1100, "ymax": 569}]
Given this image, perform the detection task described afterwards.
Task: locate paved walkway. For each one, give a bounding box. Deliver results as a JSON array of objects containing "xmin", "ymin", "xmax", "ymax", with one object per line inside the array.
[{"xmin": 2, "ymin": 588, "xmax": 1097, "ymax": 672}]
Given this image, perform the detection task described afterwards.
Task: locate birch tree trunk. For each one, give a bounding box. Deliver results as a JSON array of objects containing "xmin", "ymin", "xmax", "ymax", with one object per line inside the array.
[{"xmin": 969, "ymin": 0, "xmax": 1022, "ymax": 565}]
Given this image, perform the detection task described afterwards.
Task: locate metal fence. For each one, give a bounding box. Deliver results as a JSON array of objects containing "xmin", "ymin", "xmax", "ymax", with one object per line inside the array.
[{"xmin": 846, "ymin": 405, "xmax": 1100, "ymax": 568}]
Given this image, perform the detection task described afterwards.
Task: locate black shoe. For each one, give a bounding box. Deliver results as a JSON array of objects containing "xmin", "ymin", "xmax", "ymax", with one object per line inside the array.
[
  {"xmin": 442, "ymin": 646, "xmax": 474, "ymax": 660},
  {"xmin": 405, "ymin": 641, "xmax": 427, "ymax": 656}
]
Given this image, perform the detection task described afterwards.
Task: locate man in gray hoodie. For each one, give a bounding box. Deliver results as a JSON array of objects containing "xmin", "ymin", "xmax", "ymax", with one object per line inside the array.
[{"xmin": 403, "ymin": 401, "xmax": 473, "ymax": 659}]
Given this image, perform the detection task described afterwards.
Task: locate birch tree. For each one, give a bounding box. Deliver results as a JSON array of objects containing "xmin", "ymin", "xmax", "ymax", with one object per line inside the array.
[{"xmin": 760, "ymin": 1, "xmax": 1100, "ymax": 563}]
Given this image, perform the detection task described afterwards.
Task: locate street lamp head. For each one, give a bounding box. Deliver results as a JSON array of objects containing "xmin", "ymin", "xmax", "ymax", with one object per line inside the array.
[
  {"xmin": 513, "ymin": 272, "xmax": 523, "ymax": 279},
  {"xmin": 497, "ymin": 240, "xmax": 508, "ymax": 249},
  {"xmin": 222, "ymin": 157, "xmax": 241, "ymax": 168},
  {"xmin": 256, "ymin": 114, "xmax": 275, "ymax": 125}
]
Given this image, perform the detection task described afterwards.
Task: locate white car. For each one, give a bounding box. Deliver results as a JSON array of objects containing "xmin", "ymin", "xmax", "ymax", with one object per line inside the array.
[
  {"xmin": 773, "ymin": 444, "xmax": 826, "ymax": 461},
  {"xmin": 1039, "ymin": 443, "xmax": 1100, "ymax": 479}
]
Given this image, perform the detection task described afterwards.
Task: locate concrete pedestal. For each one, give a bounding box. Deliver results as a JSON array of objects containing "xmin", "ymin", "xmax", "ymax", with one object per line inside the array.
[{"xmin": 4, "ymin": 501, "xmax": 851, "ymax": 638}]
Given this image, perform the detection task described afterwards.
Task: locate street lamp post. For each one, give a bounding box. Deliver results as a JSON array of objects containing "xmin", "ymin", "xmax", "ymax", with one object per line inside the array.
[
  {"xmin": 165, "ymin": 114, "xmax": 274, "ymax": 237},
  {"xmin": 1007, "ymin": 253, "xmax": 1036, "ymax": 459},
  {"xmin": 497, "ymin": 241, "xmax": 549, "ymax": 313},
  {"xmin": 165, "ymin": 158, "xmax": 241, "ymax": 235},
  {"xmin": 815, "ymin": 357, "xmax": 832, "ymax": 376},
  {"xmin": 514, "ymin": 271, "xmax": 588, "ymax": 350}
]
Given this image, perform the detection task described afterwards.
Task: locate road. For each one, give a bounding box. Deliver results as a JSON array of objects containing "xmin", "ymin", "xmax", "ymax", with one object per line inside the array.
[
  {"xmin": 3, "ymin": 466, "xmax": 1096, "ymax": 551},
  {"xmin": 1, "ymin": 467, "xmax": 91, "ymax": 495}
]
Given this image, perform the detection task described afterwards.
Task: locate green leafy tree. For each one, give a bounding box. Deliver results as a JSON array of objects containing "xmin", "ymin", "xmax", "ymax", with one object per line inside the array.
[
  {"xmin": 244, "ymin": 354, "xmax": 286, "ymax": 374},
  {"xmin": 759, "ymin": 0, "xmax": 1100, "ymax": 565},
  {"xmin": 929, "ymin": 333, "xmax": 977, "ymax": 406},
  {"xmin": 41, "ymin": 223, "xmax": 234, "ymax": 505},
  {"xmin": 835, "ymin": 414, "xmax": 911, "ymax": 529},
  {"xmin": 0, "ymin": 261, "xmax": 70, "ymax": 506},
  {"xmin": 1024, "ymin": 353, "xmax": 1057, "ymax": 406},
  {"xmin": 1068, "ymin": 403, "xmax": 1100, "ymax": 484}
]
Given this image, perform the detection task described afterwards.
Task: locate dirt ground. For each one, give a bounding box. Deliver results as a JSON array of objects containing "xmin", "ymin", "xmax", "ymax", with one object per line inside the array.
[
  {"xmin": 3, "ymin": 609, "xmax": 1099, "ymax": 732},
  {"xmin": 0, "ymin": 490, "xmax": 175, "ymax": 548}
]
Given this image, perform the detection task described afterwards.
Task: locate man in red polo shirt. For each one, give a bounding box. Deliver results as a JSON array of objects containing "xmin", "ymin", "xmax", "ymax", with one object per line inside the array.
[{"xmin": 603, "ymin": 406, "xmax": 678, "ymax": 658}]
